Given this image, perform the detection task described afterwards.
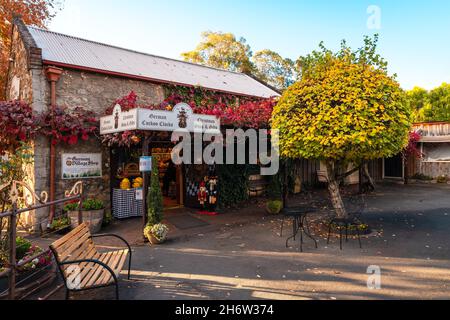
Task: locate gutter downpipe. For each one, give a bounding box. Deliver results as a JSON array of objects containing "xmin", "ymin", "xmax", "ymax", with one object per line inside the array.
[{"xmin": 45, "ymin": 66, "xmax": 63, "ymax": 226}]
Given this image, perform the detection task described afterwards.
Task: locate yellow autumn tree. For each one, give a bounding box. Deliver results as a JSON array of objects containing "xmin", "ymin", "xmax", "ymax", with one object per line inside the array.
[
  {"xmin": 0, "ymin": 0, "xmax": 63, "ymax": 99},
  {"xmin": 272, "ymin": 36, "xmax": 412, "ymax": 218}
]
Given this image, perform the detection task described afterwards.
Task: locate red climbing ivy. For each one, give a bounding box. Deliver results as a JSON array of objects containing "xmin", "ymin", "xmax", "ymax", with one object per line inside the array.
[
  {"xmin": 39, "ymin": 106, "xmax": 99, "ymax": 145},
  {"xmin": 403, "ymin": 131, "xmax": 422, "ymax": 158},
  {"xmin": 0, "ymin": 101, "xmax": 37, "ymax": 155},
  {"xmin": 102, "ymin": 88, "xmax": 277, "ymax": 146}
]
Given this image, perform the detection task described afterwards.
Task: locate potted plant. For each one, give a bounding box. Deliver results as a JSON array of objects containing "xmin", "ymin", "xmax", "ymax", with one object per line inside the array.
[
  {"xmin": 266, "ymin": 174, "xmax": 283, "ymax": 215},
  {"xmin": 266, "ymin": 200, "xmax": 283, "ymax": 215},
  {"xmin": 144, "ymin": 159, "xmax": 169, "ymax": 244},
  {"xmin": 49, "ymin": 216, "xmax": 72, "ymax": 235},
  {"xmin": 0, "ymin": 240, "xmax": 54, "ymax": 297},
  {"xmin": 65, "ymin": 198, "xmax": 105, "ymax": 234},
  {"xmin": 144, "ymin": 224, "xmax": 169, "ymax": 245}
]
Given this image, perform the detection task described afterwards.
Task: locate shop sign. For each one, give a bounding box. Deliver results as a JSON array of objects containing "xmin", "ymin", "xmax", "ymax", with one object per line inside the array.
[
  {"xmin": 62, "ymin": 153, "xmax": 102, "ymax": 180},
  {"xmin": 100, "ymin": 104, "xmax": 138, "ymax": 135},
  {"xmin": 135, "ymin": 189, "xmax": 143, "ymax": 200},
  {"xmin": 100, "ymin": 103, "xmax": 220, "ymax": 135},
  {"xmin": 139, "ymin": 156, "xmax": 153, "ymax": 172}
]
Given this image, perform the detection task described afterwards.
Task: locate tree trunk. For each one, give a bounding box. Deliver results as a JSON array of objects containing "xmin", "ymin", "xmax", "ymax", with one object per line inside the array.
[
  {"xmin": 362, "ymin": 162, "xmax": 376, "ymax": 191},
  {"xmin": 326, "ymin": 161, "xmax": 347, "ymax": 218}
]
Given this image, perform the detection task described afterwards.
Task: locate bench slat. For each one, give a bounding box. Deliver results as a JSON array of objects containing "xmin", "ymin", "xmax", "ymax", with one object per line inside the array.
[
  {"xmin": 52, "ymin": 223, "xmax": 89, "ymax": 250},
  {"xmin": 51, "ymin": 223, "xmax": 130, "ymax": 293},
  {"xmin": 52, "ymin": 226, "xmax": 91, "ymax": 260},
  {"xmin": 95, "ymin": 252, "xmax": 116, "ymax": 286},
  {"xmin": 82, "ymin": 252, "xmax": 111, "ymax": 288},
  {"xmin": 58, "ymin": 232, "xmax": 93, "ymax": 262}
]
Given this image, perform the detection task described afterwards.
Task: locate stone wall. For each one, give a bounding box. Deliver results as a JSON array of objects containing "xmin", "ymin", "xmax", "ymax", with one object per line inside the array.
[
  {"xmin": 55, "ymin": 69, "xmax": 165, "ymax": 114},
  {"xmin": 5, "ymin": 28, "xmax": 33, "ymax": 102},
  {"xmin": 417, "ymin": 161, "xmax": 450, "ymax": 178},
  {"xmin": 42, "ymin": 68, "xmax": 166, "ymax": 220}
]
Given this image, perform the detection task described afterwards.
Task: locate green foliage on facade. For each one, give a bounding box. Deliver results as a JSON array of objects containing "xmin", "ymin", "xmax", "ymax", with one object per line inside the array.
[{"xmin": 217, "ymin": 164, "xmax": 253, "ymax": 209}]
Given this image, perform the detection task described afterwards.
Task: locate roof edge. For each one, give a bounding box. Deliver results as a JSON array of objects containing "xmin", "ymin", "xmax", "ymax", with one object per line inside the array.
[
  {"xmin": 12, "ymin": 16, "xmax": 42, "ymax": 69},
  {"xmin": 28, "ymin": 25, "xmax": 260, "ymax": 79},
  {"xmin": 245, "ymin": 73, "xmax": 282, "ymax": 96},
  {"xmin": 42, "ymin": 60, "xmax": 276, "ymax": 99}
]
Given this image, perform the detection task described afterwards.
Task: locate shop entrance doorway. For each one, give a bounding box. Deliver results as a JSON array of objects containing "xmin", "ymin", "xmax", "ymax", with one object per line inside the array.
[{"xmin": 110, "ymin": 142, "xmax": 184, "ymax": 220}]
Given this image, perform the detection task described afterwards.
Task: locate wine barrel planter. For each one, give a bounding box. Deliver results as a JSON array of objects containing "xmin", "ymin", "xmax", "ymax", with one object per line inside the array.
[{"xmin": 68, "ymin": 209, "xmax": 104, "ymax": 234}]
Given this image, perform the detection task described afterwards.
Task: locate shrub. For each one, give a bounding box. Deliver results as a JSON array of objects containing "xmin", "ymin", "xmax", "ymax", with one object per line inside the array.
[
  {"xmin": 63, "ymin": 199, "xmax": 104, "ymax": 211},
  {"xmin": 267, "ymin": 174, "xmax": 282, "ymax": 200},
  {"xmin": 16, "ymin": 237, "xmax": 32, "ymax": 261},
  {"xmin": 50, "ymin": 216, "xmax": 71, "ymax": 230},
  {"xmin": 411, "ymin": 173, "xmax": 433, "ymax": 181},
  {"xmin": 266, "ymin": 200, "xmax": 283, "ymax": 215},
  {"xmin": 147, "ymin": 159, "xmax": 163, "ymax": 226},
  {"xmin": 437, "ymin": 175, "xmax": 448, "ymax": 184},
  {"xmin": 103, "ymin": 211, "xmax": 113, "ymax": 227},
  {"xmin": 144, "ymin": 224, "xmax": 169, "ymax": 243},
  {"xmin": 17, "ymin": 245, "xmax": 53, "ymax": 272},
  {"xmin": 82, "ymin": 199, "xmax": 104, "ymax": 211}
]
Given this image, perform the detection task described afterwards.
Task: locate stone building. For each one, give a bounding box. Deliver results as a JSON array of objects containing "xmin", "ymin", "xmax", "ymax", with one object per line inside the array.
[
  {"xmin": 6, "ymin": 18, "xmax": 279, "ymax": 231},
  {"xmin": 412, "ymin": 122, "xmax": 450, "ymax": 178}
]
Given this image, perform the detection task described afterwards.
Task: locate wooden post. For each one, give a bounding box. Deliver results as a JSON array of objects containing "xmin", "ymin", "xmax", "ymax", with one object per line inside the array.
[
  {"xmin": 8, "ymin": 204, "xmax": 17, "ymax": 300},
  {"xmin": 45, "ymin": 66, "xmax": 63, "ymax": 226}
]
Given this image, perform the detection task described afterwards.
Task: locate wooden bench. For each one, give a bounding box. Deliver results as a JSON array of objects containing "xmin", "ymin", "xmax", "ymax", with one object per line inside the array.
[{"xmin": 49, "ymin": 223, "xmax": 132, "ymax": 300}]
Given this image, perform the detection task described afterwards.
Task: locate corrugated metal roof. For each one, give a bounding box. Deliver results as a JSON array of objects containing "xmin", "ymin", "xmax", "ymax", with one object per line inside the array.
[{"xmin": 27, "ymin": 26, "xmax": 279, "ymax": 98}]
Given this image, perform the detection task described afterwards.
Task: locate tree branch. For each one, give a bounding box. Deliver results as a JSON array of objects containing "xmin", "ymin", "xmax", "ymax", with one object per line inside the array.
[{"xmin": 337, "ymin": 165, "xmax": 362, "ymax": 181}]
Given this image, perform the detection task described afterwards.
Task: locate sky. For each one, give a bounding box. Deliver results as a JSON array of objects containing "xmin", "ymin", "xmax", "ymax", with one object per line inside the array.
[{"xmin": 48, "ymin": 0, "xmax": 450, "ymax": 91}]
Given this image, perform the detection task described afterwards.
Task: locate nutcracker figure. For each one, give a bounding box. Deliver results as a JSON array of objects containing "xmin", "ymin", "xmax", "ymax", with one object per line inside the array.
[
  {"xmin": 197, "ymin": 181, "xmax": 208, "ymax": 213},
  {"xmin": 207, "ymin": 176, "xmax": 218, "ymax": 214}
]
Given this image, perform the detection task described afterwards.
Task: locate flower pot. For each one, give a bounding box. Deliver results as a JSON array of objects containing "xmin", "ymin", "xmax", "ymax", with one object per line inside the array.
[
  {"xmin": 68, "ymin": 209, "xmax": 104, "ymax": 234},
  {"xmin": 51, "ymin": 225, "xmax": 72, "ymax": 235},
  {"xmin": 148, "ymin": 234, "xmax": 163, "ymax": 245}
]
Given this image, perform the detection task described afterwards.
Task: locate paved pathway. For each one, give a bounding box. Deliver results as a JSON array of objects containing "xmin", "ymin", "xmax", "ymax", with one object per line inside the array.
[{"xmin": 41, "ymin": 184, "xmax": 450, "ymax": 300}]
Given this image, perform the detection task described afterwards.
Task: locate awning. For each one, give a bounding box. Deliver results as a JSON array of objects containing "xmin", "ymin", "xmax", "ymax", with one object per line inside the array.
[{"xmin": 420, "ymin": 136, "xmax": 450, "ymax": 143}]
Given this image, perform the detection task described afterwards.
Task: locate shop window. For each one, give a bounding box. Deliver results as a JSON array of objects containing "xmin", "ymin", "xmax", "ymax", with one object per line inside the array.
[{"xmin": 422, "ymin": 143, "xmax": 450, "ymax": 162}]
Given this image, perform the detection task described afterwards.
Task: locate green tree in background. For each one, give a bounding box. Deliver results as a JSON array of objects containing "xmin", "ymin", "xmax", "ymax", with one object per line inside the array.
[
  {"xmin": 272, "ymin": 36, "xmax": 411, "ymax": 218},
  {"xmin": 252, "ymin": 49, "xmax": 296, "ymax": 91},
  {"xmin": 406, "ymin": 83, "xmax": 450, "ymax": 122},
  {"xmin": 414, "ymin": 84, "xmax": 450, "ymax": 122},
  {"xmin": 406, "ymin": 87, "xmax": 429, "ymax": 111},
  {"xmin": 182, "ymin": 31, "xmax": 255, "ymax": 74},
  {"xmin": 182, "ymin": 31, "xmax": 296, "ymax": 90}
]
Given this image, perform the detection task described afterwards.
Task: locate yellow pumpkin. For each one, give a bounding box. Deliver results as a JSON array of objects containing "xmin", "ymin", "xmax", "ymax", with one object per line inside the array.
[
  {"xmin": 120, "ymin": 178, "xmax": 131, "ymax": 190},
  {"xmin": 132, "ymin": 177, "xmax": 143, "ymax": 188}
]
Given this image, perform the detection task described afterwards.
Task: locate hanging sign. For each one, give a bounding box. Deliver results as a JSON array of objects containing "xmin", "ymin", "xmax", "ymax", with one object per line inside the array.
[
  {"xmin": 100, "ymin": 103, "xmax": 221, "ymax": 135},
  {"xmin": 62, "ymin": 153, "xmax": 102, "ymax": 180},
  {"xmin": 139, "ymin": 156, "xmax": 153, "ymax": 172}
]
